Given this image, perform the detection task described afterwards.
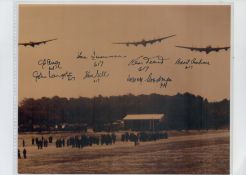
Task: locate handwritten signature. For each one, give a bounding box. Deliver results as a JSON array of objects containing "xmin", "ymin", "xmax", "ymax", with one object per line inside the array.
[
  {"xmin": 77, "ymin": 51, "xmax": 87, "ymax": 59},
  {"xmin": 83, "ymin": 69, "xmax": 109, "ymax": 83},
  {"xmin": 38, "ymin": 59, "xmax": 62, "ymax": 70},
  {"xmin": 175, "ymin": 58, "xmax": 210, "ymax": 69},
  {"xmin": 127, "ymin": 73, "xmax": 172, "ymax": 88},
  {"xmin": 128, "ymin": 55, "xmax": 169, "ymax": 66},
  {"xmin": 128, "ymin": 55, "xmax": 169, "ymax": 72},
  {"xmin": 77, "ymin": 50, "xmax": 127, "ymax": 60},
  {"xmin": 32, "ymin": 70, "xmax": 75, "ymax": 82}
]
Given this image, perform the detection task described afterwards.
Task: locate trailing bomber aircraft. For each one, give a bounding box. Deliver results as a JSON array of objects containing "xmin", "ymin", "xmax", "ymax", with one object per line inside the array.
[
  {"xmin": 113, "ymin": 34, "xmax": 176, "ymax": 47},
  {"xmin": 19, "ymin": 38, "xmax": 57, "ymax": 47},
  {"xmin": 175, "ymin": 45, "xmax": 230, "ymax": 54}
]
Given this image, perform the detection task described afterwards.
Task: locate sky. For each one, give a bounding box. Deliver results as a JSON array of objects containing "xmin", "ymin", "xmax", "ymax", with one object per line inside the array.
[{"xmin": 19, "ymin": 5, "xmax": 231, "ymax": 102}]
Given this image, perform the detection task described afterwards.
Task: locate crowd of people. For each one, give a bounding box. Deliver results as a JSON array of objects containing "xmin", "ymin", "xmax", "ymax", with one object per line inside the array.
[
  {"xmin": 19, "ymin": 131, "xmax": 168, "ymax": 159},
  {"xmin": 31, "ymin": 136, "xmax": 51, "ymax": 149},
  {"xmin": 121, "ymin": 132, "xmax": 168, "ymax": 145}
]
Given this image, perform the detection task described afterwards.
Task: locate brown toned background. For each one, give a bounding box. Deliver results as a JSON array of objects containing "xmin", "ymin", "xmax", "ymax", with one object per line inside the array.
[{"xmin": 19, "ymin": 5, "xmax": 230, "ymax": 102}]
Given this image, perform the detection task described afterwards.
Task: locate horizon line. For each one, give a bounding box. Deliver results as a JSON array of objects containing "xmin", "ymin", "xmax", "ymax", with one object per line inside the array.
[{"xmin": 18, "ymin": 92, "xmax": 230, "ymax": 103}]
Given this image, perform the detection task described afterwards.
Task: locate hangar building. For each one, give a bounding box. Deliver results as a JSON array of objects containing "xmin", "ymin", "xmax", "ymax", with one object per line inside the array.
[{"xmin": 123, "ymin": 114, "xmax": 165, "ymax": 131}]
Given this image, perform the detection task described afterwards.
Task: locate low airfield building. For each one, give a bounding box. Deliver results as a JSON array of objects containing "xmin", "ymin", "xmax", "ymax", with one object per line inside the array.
[{"xmin": 123, "ymin": 114, "xmax": 165, "ymax": 131}]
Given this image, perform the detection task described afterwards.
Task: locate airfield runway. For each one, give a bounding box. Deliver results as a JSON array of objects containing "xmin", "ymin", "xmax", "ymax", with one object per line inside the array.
[{"xmin": 18, "ymin": 130, "xmax": 229, "ymax": 174}]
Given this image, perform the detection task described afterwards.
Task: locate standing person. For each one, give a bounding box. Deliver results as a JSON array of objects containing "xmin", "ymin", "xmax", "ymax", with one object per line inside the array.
[
  {"xmin": 22, "ymin": 139, "xmax": 25, "ymax": 147},
  {"xmin": 49, "ymin": 136, "xmax": 53, "ymax": 143},
  {"xmin": 18, "ymin": 149, "xmax": 21, "ymax": 159},
  {"xmin": 23, "ymin": 148, "xmax": 27, "ymax": 159},
  {"xmin": 112, "ymin": 133, "xmax": 116, "ymax": 144}
]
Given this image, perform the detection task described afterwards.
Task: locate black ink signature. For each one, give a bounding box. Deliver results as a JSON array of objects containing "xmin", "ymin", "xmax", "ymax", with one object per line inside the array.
[
  {"xmin": 145, "ymin": 73, "xmax": 172, "ymax": 88},
  {"xmin": 127, "ymin": 74, "xmax": 143, "ymax": 83},
  {"xmin": 93, "ymin": 60, "xmax": 104, "ymax": 67},
  {"xmin": 137, "ymin": 66, "xmax": 149, "ymax": 72},
  {"xmin": 83, "ymin": 70, "xmax": 109, "ymax": 80},
  {"xmin": 128, "ymin": 55, "xmax": 169, "ymax": 66},
  {"xmin": 48, "ymin": 70, "xmax": 75, "ymax": 81},
  {"xmin": 77, "ymin": 51, "xmax": 87, "ymax": 59},
  {"xmin": 175, "ymin": 58, "xmax": 210, "ymax": 65},
  {"xmin": 175, "ymin": 58, "xmax": 210, "ymax": 70},
  {"xmin": 191, "ymin": 58, "xmax": 210, "ymax": 65},
  {"xmin": 38, "ymin": 59, "xmax": 62, "ymax": 70},
  {"xmin": 175, "ymin": 58, "xmax": 190, "ymax": 65},
  {"xmin": 32, "ymin": 71, "xmax": 47, "ymax": 82},
  {"xmin": 127, "ymin": 73, "xmax": 172, "ymax": 88},
  {"xmin": 91, "ymin": 51, "xmax": 127, "ymax": 60}
]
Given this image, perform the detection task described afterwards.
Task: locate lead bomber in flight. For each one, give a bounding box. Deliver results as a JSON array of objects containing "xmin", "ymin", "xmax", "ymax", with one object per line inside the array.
[
  {"xmin": 175, "ymin": 45, "xmax": 230, "ymax": 54},
  {"xmin": 19, "ymin": 38, "xmax": 57, "ymax": 47},
  {"xmin": 113, "ymin": 34, "xmax": 176, "ymax": 47}
]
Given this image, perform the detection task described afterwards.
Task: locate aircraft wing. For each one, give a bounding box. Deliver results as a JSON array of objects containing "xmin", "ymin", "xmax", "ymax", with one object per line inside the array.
[
  {"xmin": 40, "ymin": 38, "xmax": 57, "ymax": 44},
  {"xmin": 18, "ymin": 42, "xmax": 29, "ymax": 46},
  {"xmin": 176, "ymin": 46, "xmax": 205, "ymax": 52},
  {"xmin": 147, "ymin": 34, "xmax": 176, "ymax": 44},
  {"xmin": 113, "ymin": 41, "xmax": 140, "ymax": 46},
  {"xmin": 113, "ymin": 34, "xmax": 176, "ymax": 47},
  {"xmin": 156, "ymin": 34, "xmax": 176, "ymax": 42},
  {"xmin": 19, "ymin": 38, "xmax": 57, "ymax": 47},
  {"xmin": 214, "ymin": 46, "xmax": 230, "ymax": 51},
  {"xmin": 18, "ymin": 41, "xmax": 44, "ymax": 47},
  {"xmin": 176, "ymin": 45, "xmax": 230, "ymax": 54}
]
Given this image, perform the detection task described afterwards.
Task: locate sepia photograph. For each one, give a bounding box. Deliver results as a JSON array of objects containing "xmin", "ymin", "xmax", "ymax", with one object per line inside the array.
[{"xmin": 18, "ymin": 4, "xmax": 230, "ymax": 174}]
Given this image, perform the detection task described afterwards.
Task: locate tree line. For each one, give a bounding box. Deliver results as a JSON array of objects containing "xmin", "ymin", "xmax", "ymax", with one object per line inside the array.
[{"xmin": 18, "ymin": 93, "xmax": 229, "ymax": 131}]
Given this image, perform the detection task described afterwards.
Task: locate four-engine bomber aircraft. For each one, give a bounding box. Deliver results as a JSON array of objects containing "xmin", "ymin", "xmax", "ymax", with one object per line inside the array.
[
  {"xmin": 175, "ymin": 45, "xmax": 230, "ymax": 54},
  {"xmin": 19, "ymin": 38, "xmax": 57, "ymax": 47},
  {"xmin": 113, "ymin": 34, "xmax": 176, "ymax": 47}
]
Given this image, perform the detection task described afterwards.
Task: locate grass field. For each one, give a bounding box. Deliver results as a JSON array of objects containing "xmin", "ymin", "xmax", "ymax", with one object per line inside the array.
[{"xmin": 18, "ymin": 130, "xmax": 229, "ymax": 174}]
